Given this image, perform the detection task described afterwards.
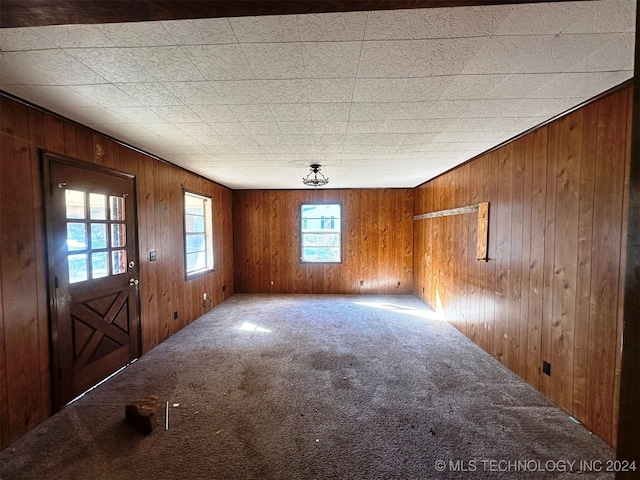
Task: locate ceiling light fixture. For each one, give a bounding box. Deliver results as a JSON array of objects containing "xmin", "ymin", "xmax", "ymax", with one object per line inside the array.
[{"xmin": 302, "ymin": 163, "xmax": 329, "ymax": 188}]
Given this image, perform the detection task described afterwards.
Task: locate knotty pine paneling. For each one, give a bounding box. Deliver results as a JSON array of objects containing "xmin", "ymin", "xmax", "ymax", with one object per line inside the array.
[
  {"xmin": 233, "ymin": 189, "xmax": 414, "ymax": 294},
  {"xmin": 413, "ymin": 85, "xmax": 632, "ymax": 447},
  {"xmin": 0, "ymin": 94, "xmax": 234, "ymax": 450}
]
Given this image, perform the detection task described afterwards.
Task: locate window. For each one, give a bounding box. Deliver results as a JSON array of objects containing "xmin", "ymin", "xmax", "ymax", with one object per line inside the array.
[
  {"xmin": 300, "ymin": 203, "xmax": 342, "ymax": 263},
  {"xmin": 184, "ymin": 191, "xmax": 214, "ymax": 278}
]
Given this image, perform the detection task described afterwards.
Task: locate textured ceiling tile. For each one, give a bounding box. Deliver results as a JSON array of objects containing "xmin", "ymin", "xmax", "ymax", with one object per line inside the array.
[
  {"xmin": 313, "ymin": 122, "xmax": 348, "ymax": 134},
  {"xmin": 345, "ymin": 133, "xmax": 406, "ymax": 145},
  {"xmin": 0, "ymin": 84, "xmax": 98, "ymax": 108},
  {"xmin": 253, "ymin": 134, "xmax": 287, "ymax": 146},
  {"xmin": 66, "ymin": 48, "xmax": 155, "ymax": 83},
  {"xmin": 114, "ymin": 82, "xmax": 182, "ymax": 106},
  {"xmin": 224, "ymin": 135, "xmax": 259, "ymax": 146},
  {"xmin": 109, "ymin": 106, "xmax": 165, "ymax": 123},
  {"xmin": 530, "ymin": 72, "xmax": 626, "ymax": 99},
  {"xmin": 434, "ymin": 130, "xmax": 506, "ymax": 143},
  {"xmin": 36, "ymin": 24, "xmax": 115, "ymax": 48},
  {"xmin": 269, "ymin": 103, "xmax": 312, "ymax": 122},
  {"xmin": 352, "ymin": 78, "xmax": 405, "ymax": 103},
  {"xmin": 183, "ymin": 45, "xmax": 254, "ymax": 80},
  {"xmin": 379, "ymin": 119, "xmax": 426, "ymax": 134},
  {"xmin": 209, "ymin": 122, "xmax": 250, "ymax": 135},
  {"xmin": 402, "ymin": 133, "xmax": 440, "ymax": 145},
  {"xmin": 441, "ymin": 74, "xmax": 507, "ymax": 100},
  {"xmin": 298, "ymin": 12, "xmax": 368, "ymax": 41},
  {"xmin": 229, "ymin": 15, "xmax": 300, "ymax": 43},
  {"xmin": 483, "ymin": 73, "xmax": 560, "ymax": 99},
  {"xmin": 495, "ymin": 2, "xmax": 591, "ymax": 35},
  {"xmin": 314, "ymin": 134, "xmax": 346, "ymax": 146},
  {"xmin": 348, "ymin": 102, "xmax": 394, "ymax": 122},
  {"xmin": 425, "ymin": 100, "xmax": 470, "ymax": 118},
  {"xmin": 151, "ymin": 105, "xmax": 202, "ymax": 123},
  {"xmin": 410, "ymin": 38, "xmax": 489, "ymax": 77},
  {"xmin": 429, "ymin": 5, "xmax": 514, "ymax": 38},
  {"xmin": 165, "ymin": 82, "xmax": 223, "ymax": 105},
  {"xmin": 0, "ymin": 27, "xmax": 56, "ymax": 51},
  {"xmin": 96, "ymin": 22, "xmax": 174, "ymax": 47},
  {"xmin": 198, "ymin": 134, "xmax": 228, "ymax": 146},
  {"xmin": 397, "ymin": 77, "xmax": 454, "ymax": 103},
  {"xmin": 242, "ymin": 122, "xmax": 281, "ymax": 135},
  {"xmin": 569, "ymin": 32, "xmax": 635, "ymax": 73},
  {"xmin": 228, "ymin": 104, "xmax": 275, "ymax": 122},
  {"xmin": 285, "ymin": 135, "xmax": 314, "ymax": 146},
  {"xmin": 68, "ymin": 84, "xmax": 141, "ymax": 107},
  {"xmin": 126, "ymin": 47, "xmax": 205, "ymax": 81},
  {"xmin": 3, "ymin": 50, "xmax": 105, "ymax": 85},
  {"xmin": 506, "ymin": 98, "xmax": 573, "ymax": 117},
  {"xmin": 142, "ymin": 123, "xmax": 186, "ymax": 136},
  {"xmin": 364, "ymin": 9, "xmax": 441, "ymax": 40},
  {"xmin": 306, "ymin": 78, "xmax": 355, "ymax": 103},
  {"xmin": 216, "ymin": 80, "xmax": 266, "ymax": 104},
  {"xmin": 310, "ymin": 103, "xmax": 351, "ymax": 122},
  {"xmin": 259, "ymin": 79, "xmax": 308, "ymax": 103},
  {"xmin": 464, "ymin": 98, "xmax": 520, "ymax": 117},
  {"xmin": 173, "ymin": 123, "xmax": 217, "ymax": 136},
  {"xmin": 189, "ymin": 104, "xmax": 238, "ymax": 123},
  {"xmin": 57, "ymin": 105, "xmax": 131, "ymax": 125},
  {"xmin": 302, "ymin": 42, "xmax": 361, "ymax": 78},
  {"xmin": 278, "ymin": 122, "xmax": 314, "ymax": 134},
  {"xmin": 241, "ymin": 43, "xmax": 304, "ymax": 79},
  {"xmin": 357, "ymin": 40, "xmax": 424, "ymax": 78},
  {"xmin": 160, "ymin": 18, "xmax": 236, "ymax": 44},
  {"xmin": 387, "ymin": 102, "xmax": 432, "ymax": 120},
  {"xmin": 564, "ymin": 0, "xmax": 635, "ymax": 34},
  {"xmin": 346, "ymin": 122, "xmax": 382, "ymax": 134}
]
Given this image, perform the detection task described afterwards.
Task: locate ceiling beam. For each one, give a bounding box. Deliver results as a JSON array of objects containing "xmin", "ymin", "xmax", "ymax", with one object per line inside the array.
[{"xmin": 0, "ymin": 0, "xmax": 567, "ymax": 28}]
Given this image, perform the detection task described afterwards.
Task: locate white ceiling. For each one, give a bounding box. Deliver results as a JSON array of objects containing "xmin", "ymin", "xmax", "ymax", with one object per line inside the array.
[{"xmin": 0, "ymin": 0, "xmax": 635, "ymax": 189}]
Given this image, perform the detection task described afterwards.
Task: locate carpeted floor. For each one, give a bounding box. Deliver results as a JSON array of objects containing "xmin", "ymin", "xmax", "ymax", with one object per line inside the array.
[{"xmin": 0, "ymin": 294, "xmax": 615, "ymax": 479}]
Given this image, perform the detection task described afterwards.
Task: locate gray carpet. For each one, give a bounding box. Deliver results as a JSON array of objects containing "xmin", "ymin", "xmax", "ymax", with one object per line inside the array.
[{"xmin": 0, "ymin": 294, "xmax": 614, "ymax": 479}]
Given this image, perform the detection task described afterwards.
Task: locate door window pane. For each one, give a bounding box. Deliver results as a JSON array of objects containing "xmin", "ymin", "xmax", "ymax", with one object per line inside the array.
[
  {"xmin": 67, "ymin": 223, "xmax": 87, "ymax": 251},
  {"xmin": 111, "ymin": 224, "xmax": 126, "ymax": 247},
  {"xmin": 65, "ymin": 190, "xmax": 85, "ymax": 219},
  {"xmin": 110, "ymin": 196, "xmax": 125, "ymax": 221},
  {"xmin": 91, "ymin": 252, "xmax": 109, "ymax": 279},
  {"xmin": 68, "ymin": 254, "xmax": 88, "ymax": 283},
  {"xmin": 89, "ymin": 193, "xmax": 107, "ymax": 220},
  {"xmin": 111, "ymin": 250, "xmax": 127, "ymax": 275},
  {"xmin": 91, "ymin": 224, "xmax": 107, "ymax": 249}
]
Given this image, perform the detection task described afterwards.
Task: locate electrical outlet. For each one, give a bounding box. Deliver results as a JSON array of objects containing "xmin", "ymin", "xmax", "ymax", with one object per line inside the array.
[
  {"xmin": 149, "ymin": 250, "xmax": 157, "ymax": 261},
  {"xmin": 173, "ymin": 311, "xmax": 178, "ymax": 320},
  {"xmin": 203, "ymin": 293, "xmax": 208, "ymax": 301},
  {"xmin": 222, "ymin": 285, "xmax": 226, "ymax": 292},
  {"xmin": 360, "ymin": 280, "xmax": 364, "ymax": 287},
  {"xmin": 542, "ymin": 361, "xmax": 551, "ymax": 376}
]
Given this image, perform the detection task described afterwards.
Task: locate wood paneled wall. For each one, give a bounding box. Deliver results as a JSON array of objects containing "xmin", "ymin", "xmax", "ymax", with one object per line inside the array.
[
  {"xmin": 233, "ymin": 189, "xmax": 414, "ymax": 294},
  {"xmin": 413, "ymin": 85, "xmax": 632, "ymax": 447},
  {"xmin": 0, "ymin": 94, "xmax": 234, "ymax": 449}
]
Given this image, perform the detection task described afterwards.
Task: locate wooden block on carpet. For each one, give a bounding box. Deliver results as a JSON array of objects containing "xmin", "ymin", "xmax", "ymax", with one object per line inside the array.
[{"xmin": 125, "ymin": 395, "xmax": 159, "ymax": 434}]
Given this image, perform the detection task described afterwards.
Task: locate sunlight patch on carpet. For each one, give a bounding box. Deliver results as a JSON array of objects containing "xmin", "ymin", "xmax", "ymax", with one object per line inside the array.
[
  {"xmin": 239, "ymin": 321, "xmax": 272, "ymax": 333},
  {"xmin": 353, "ymin": 301, "xmax": 444, "ymax": 321}
]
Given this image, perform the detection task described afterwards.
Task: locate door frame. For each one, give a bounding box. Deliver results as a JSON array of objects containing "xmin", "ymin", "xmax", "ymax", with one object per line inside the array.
[{"xmin": 42, "ymin": 151, "xmax": 141, "ymax": 411}]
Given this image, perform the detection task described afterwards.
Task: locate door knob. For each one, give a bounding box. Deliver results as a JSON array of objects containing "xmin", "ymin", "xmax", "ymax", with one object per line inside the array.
[{"xmin": 129, "ymin": 278, "xmax": 139, "ymax": 286}]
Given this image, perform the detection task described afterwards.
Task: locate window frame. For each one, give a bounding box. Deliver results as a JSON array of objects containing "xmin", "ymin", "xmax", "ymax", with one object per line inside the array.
[
  {"xmin": 183, "ymin": 189, "xmax": 215, "ymax": 280},
  {"xmin": 299, "ymin": 201, "xmax": 343, "ymax": 264}
]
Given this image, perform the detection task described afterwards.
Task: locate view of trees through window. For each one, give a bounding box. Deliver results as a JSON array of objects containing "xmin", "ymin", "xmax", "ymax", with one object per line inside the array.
[{"xmin": 300, "ymin": 203, "xmax": 341, "ymax": 263}]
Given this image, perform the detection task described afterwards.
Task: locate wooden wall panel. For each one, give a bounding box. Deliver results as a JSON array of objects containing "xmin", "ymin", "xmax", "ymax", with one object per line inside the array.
[
  {"xmin": 233, "ymin": 189, "xmax": 414, "ymax": 294},
  {"xmin": 413, "ymin": 85, "xmax": 631, "ymax": 447},
  {"xmin": 0, "ymin": 94, "xmax": 234, "ymax": 449}
]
